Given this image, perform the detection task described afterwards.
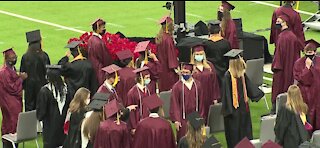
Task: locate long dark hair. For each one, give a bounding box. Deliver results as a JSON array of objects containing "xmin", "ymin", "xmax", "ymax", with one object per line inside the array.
[
  {"xmin": 28, "ymin": 41, "xmax": 42, "ymax": 53},
  {"xmin": 47, "ymin": 69, "xmax": 65, "ymax": 99}
]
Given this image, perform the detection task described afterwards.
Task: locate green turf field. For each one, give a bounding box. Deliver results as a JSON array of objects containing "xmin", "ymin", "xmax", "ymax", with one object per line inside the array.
[{"xmin": 0, "ymin": 1, "xmax": 319, "ymax": 147}]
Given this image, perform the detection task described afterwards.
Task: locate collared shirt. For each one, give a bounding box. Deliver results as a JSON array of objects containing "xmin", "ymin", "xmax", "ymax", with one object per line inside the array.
[
  {"xmin": 104, "ymin": 81, "xmax": 115, "ymax": 93},
  {"xmin": 149, "ymin": 113, "xmax": 160, "ymax": 118},
  {"xmin": 181, "ymin": 78, "xmax": 194, "ymax": 90},
  {"xmin": 137, "ymin": 83, "xmax": 145, "ymax": 92}
]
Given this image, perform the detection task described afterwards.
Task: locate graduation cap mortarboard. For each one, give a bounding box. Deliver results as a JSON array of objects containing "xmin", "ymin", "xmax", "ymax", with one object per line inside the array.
[
  {"xmin": 46, "ymin": 65, "xmax": 62, "ymax": 76},
  {"xmin": 234, "ymin": 137, "xmax": 255, "ymax": 148},
  {"xmin": 116, "ymin": 49, "xmax": 133, "ymax": 60},
  {"xmin": 2, "ymin": 48, "xmax": 16, "ymax": 56},
  {"xmin": 224, "ymin": 49, "xmax": 243, "ymax": 59},
  {"xmin": 65, "ymin": 41, "xmax": 81, "ymax": 49},
  {"xmin": 134, "ymin": 41, "xmax": 150, "ymax": 53},
  {"xmin": 92, "ymin": 92, "xmax": 110, "ymax": 101},
  {"xmin": 104, "ymin": 99, "xmax": 122, "ymax": 118},
  {"xmin": 91, "ymin": 18, "xmax": 106, "ymax": 26},
  {"xmin": 207, "ymin": 20, "xmax": 221, "ymax": 30},
  {"xmin": 181, "ymin": 62, "xmax": 194, "ymax": 71},
  {"xmin": 101, "ymin": 64, "xmax": 122, "ymax": 75},
  {"xmin": 88, "ymin": 98, "xmax": 107, "ymax": 111},
  {"xmin": 304, "ymin": 39, "xmax": 320, "ymax": 51},
  {"xmin": 133, "ymin": 66, "xmax": 150, "ymax": 77},
  {"xmin": 158, "ymin": 15, "xmax": 173, "ymax": 25},
  {"xmin": 194, "ymin": 21, "xmax": 209, "ymax": 36},
  {"xmin": 221, "ymin": 1, "xmax": 235, "ymax": 11},
  {"xmin": 186, "ymin": 111, "xmax": 204, "ymax": 130},
  {"xmin": 201, "ymin": 136, "xmax": 222, "ymax": 148},
  {"xmin": 26, "ymin": 30, "xmax": 41, "ymax": 43},
  {"xmin": 261, "ymin": 140, "xmax": 282, "ymax": 148},
  {"xmin": 143, "ymin": 94, "xmax": 163, "ymax": 110}
]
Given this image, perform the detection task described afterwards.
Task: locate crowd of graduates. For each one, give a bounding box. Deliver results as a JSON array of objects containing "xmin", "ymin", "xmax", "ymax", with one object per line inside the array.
[{"xmin": 0, "ymin": 1, "xmax": 320, "ymax": 148}]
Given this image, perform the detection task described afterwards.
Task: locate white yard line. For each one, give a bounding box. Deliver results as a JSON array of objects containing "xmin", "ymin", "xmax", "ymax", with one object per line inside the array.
[
  {"xmin": 186, "ymin": 13, "xmax": 204, "ymax": 19},
  {"xmin": 145, "ymin": 17, "xmax": 158, "ymax": 22},
  {"xmin": 0, "ymin": 9, "xmax": 125, "ymax": 33},
  {"xmin": 250, "ymin": 1, "xmax": 314, "ymax": 16}
]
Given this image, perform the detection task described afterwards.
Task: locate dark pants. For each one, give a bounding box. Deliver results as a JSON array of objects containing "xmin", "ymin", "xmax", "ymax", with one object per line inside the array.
[{"xmin": 2, "ymin": 139, "xmax": 18, "ymax": 148}]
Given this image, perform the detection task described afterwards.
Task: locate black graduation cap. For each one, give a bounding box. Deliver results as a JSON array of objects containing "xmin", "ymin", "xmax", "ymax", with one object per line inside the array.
[
  {"xmin": 65, "ymin": 41, "xmax": 81, "ymax": 49},
  {"xmin": 223, "ymin": 49, "xmax": 243, "ymax": 59},
  {"xmin": 207, "ymin": 20, "xmax": 221, "ymax": 30},
  {"xmin": 177, "ymin": 37, "xmax": 207, "ymax": 63},
  {"xmin": 186, "ymin": 111, "xmax": 204, "ymax": 130},
  {"xmin": 46, "ymin": 65, "xmax": 62, "ymax": 76},
  {"xmin": 26, "ymin": 30, "xmax": 41, "ymax": 43},
  {"xmin": 88, "ymin": 99, "xmax": 107, "ymax": 111},
  {"xmin": 194, "ymin": 21, "xmax": 209, "ymax": 36},
  {"xmin": 201, "ymin": 136, "xmax": 221, "ymax": 148}
]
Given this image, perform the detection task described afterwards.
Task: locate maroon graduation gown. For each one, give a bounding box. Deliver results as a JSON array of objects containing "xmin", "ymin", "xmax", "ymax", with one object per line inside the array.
[
  {"xmin": 94, "ymin": 118, "xmax": 130, "ymax": 148},
  {"xmin": 169, "ymin": 79, "xmax": 205, "ymax": 141},
  {"xmin": 223, "ymin": 19, "xmax": 239, "ymax": 49},
  {"xmin": 271, "ymin": 29, "xmax": 303, "ymax": 103},
  {"xmin": 97, "ymin": 84, "xmax": 122, "ymax": 104},
  {"xmin": 133, "ymin": 116, "xmax": 176, "ymax": 148},
  {"xmin": 156, "ymin": 32, "xmax": 179, "ymax": 91},
  {"xmin": 88, "ymin": 34, "xmax": 113, "ymax": 86},
  {"xmin": 145, "ymin": 60, "xmax": 160, "ymax": 94},
  {"xmin": 293, "ymin": 56, "xmax": 320, "ymax": 130},
  {"xmin": 193, "ymin": 63, "xmax": 221, "ymax": 123},
  {"xmin": 0, "ymin": 65, "xmax": 23, "ymax": 135},
  {"xmin": 116, "ymin": 67, "xmax": 136, "ymax": 106},
  {"xmin": 270, "ymin": 5, "xmax": 305, "ymax": 45},
  {"xmin": 127, "ymin": 85, "xmax": 151, "ymax": 130}
]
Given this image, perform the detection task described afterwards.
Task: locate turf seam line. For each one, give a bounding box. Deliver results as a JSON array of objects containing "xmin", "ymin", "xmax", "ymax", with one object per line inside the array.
[{"xmin": 250, "ymin": 1, "xmax": 314, "ymax": 16}]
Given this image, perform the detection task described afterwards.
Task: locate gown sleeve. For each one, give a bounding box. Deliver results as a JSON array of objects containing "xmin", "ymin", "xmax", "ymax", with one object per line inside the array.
[
  {"xmin": 293, "ymin": 61, "xmax": 313, "ymax": 86},
  {"xmin": 36, "ymin": 87, "xmax": 49, "ymax": 121},
  {"xmin": 221, "ymin": 72, "xmax": 233, "ymax": 117},
  {"xmin": 245, "ymin": 74, "xmax": 264, "ymax": 102},
  {"xmin": 169, "ymin": 84, "xmax": 182, "ymax": 123},
  {"xmin": 274, "ymin": 107, "xmax": 290, "ymax": 145}
]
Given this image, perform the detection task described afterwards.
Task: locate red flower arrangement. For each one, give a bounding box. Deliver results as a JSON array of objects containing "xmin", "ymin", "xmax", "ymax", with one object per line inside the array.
[{"xmin": 71, "ymin": 31, "xmax": 158, "ymax": 61}]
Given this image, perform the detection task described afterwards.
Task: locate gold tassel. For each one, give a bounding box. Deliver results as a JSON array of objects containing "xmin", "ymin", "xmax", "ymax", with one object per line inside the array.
[
  {"xmin": 144, "ymin": 50, "xmax": 149, "ymax": 65},
  {"xmin": 202, "ymin": 126, "xmax": 206, "ymax": 136},
  {"xmin": 116, "ymin": 112, "xmax": 120, "ymax": 125},
  {"xmin": 112, "ymin": 71, "xmax": 119, "ymax": 87},
  {"xmin": 165, "ymin": 20, "xmax": 168, "ymax": 34}
]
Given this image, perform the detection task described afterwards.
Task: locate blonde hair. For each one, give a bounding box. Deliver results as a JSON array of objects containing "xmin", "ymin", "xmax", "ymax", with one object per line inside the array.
[
  {"xmin": 286, "ymin": 85, "xmax": 308, "ymax": 114},
  {"xmin": 83, "ymin": 111, "xmax": 103, "ymax": 142},
  {"xmin": 186, "ymin": 122, "xmax": 206, "ymax": 148},
  {"xmin": 190, "ymin": 50, "xmax": 212, "ymax": 71},
  {"xmin": 221, "ymin": 9, "xmax": 231, "ymax": 37},
  {"xmin": 155, "ymin": 22, "xmax": 174, "ymax": 45},
  {"xmin": 229, "ymin": 57, "xmax": 246, "ymax": 78},
  {"xmin": 69, "ymin": 87, "xmax": 90, "ymax": 113}
]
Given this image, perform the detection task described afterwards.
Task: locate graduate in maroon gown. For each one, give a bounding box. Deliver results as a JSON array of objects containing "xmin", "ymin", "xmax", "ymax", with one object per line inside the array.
[
  {"xmin": 94, "ymin": 99, "xmax": 130, "ymax": 148},
  {"xmin": 97, "ymin": 64, "xmax": 122, "ymax": 103},
  {"xmin": 127, "ymin": 66, "xmax": 153, "ymax": 134},
  {"xmin": 133, "ymin": 94, "xmax": 176, "ymax": 148},
  {"xmin": 218, "ymin": 1, "xmax": 239, "ymax": 49},
  {"xmin": 134, "ymin": 40, "xmax": 161, "ymax": 94},
  {"xmin": 115, "ymin": 49, "xmax": 136, "ymax": 106},
  {"xmin": 271, "ymin": 15, "xmax": 304, "ymax": 112},
  {"xmin": 190, "ymin": 45, "xmax": 220, "ymax": 123},
  {"xmin": 0, "ymin": 48, "xmax": 26, "ymax": 148},
  {"xmin": 270, "ymin": 1, "xmax": 305, "ymax": 46},
  {"xmin": 88, "ymin": 18, "xmax": 113, "ymax": 86},
  {"xmin": 155, "ymin": 15, "xmax": 179, "ymax": 91},
  {"xmin": 293, "ymin": 39, "xmax": 320, "ymax": 130},
  {"xmin": 170, "ymin": 63, "xmax": 205, "ymax": 141}
]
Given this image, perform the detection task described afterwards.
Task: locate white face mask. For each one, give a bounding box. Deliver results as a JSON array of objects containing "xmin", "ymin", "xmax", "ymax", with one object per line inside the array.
[
  {"xmin": 144, "ymin": 78, "xmax": 151, "ymax": 86},
  {"xmin": 195, "ymin": 55, "xmax": 204, "ymax": 62}
]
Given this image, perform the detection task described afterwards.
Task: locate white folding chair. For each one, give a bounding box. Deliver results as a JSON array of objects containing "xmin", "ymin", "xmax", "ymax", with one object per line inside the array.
[
  {"xmin": 311, "ymin": 130, "xmax": 320, "ymax": 147},
  {"xmin": 251, "ymin": 114, "xmax": 276, "ymax": 148},
  {"xmin": 2, "ymin": 110, "xmax": 39, "ymax": 148},
  {"xmin": 207, "ymin": 103, "xmax": 224, "ymax": 133}
]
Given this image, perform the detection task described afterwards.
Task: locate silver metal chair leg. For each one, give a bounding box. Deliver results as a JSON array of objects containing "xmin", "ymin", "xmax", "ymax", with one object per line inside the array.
[
  {"xmin": 35, "ymin": 138, "xmax": 39, "ymax": 148},
  {"xmin": 264, "ymin": 95, "xmax": 270, "ymax": 110}
]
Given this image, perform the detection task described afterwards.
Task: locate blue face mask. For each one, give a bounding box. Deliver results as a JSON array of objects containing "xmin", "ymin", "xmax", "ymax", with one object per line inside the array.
[
  {"xmin": 182, "ymin": 74, "xmax": 191, "ymax": 81},
  {"xmin": 194, "ymin": 55, "xmax": 204, "ymax": 62},
  {"xmin": 144, "ymin": 78, "xmax": 151, "ymax": 86}
]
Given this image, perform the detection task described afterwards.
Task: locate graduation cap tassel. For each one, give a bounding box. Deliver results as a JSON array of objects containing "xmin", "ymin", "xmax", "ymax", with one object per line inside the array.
[
  {"xmin": 112, "ymin": 71, "xmax": 119, "ymax": 87},
  {"xmin": 144, "ymin": 50, "xmax": 149, "ymax": 65},
  {"xmin": 116, "ymin": 112, "xmax": 120, "ymax": 125},
  {"xmin": 202, "ymin": 126, "xmax": 206, "ymax": 136}
]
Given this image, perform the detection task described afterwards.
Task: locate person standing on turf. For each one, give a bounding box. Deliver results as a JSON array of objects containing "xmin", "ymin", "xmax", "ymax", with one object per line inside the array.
[{"xmin": 88, "ymin": 18, "xmax": 113, "ymax": 87}]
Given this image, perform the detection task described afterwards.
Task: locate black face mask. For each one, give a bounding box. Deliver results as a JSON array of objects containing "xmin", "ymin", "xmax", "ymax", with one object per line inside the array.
[
  {"xmin": 70, "ymin": 49, "xmax": 79, "ymax": 57},
  {"xmin": 306, "ymin": 54, "xmax": 315, "ymax": 59},
  {"xmin": 217, "ymin": 11, "xmax": 223, "ymax": 21},
  {"xmin": 275, "ymin": 23, "xmax": 282, "ymax": 29},
  {"xmin": 7, "ymin": 60, "xmax": 17, "ymax": 66},
  {"xmin": 100, "ymin": 29, "xmax": 106, "ymax": 36}
]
